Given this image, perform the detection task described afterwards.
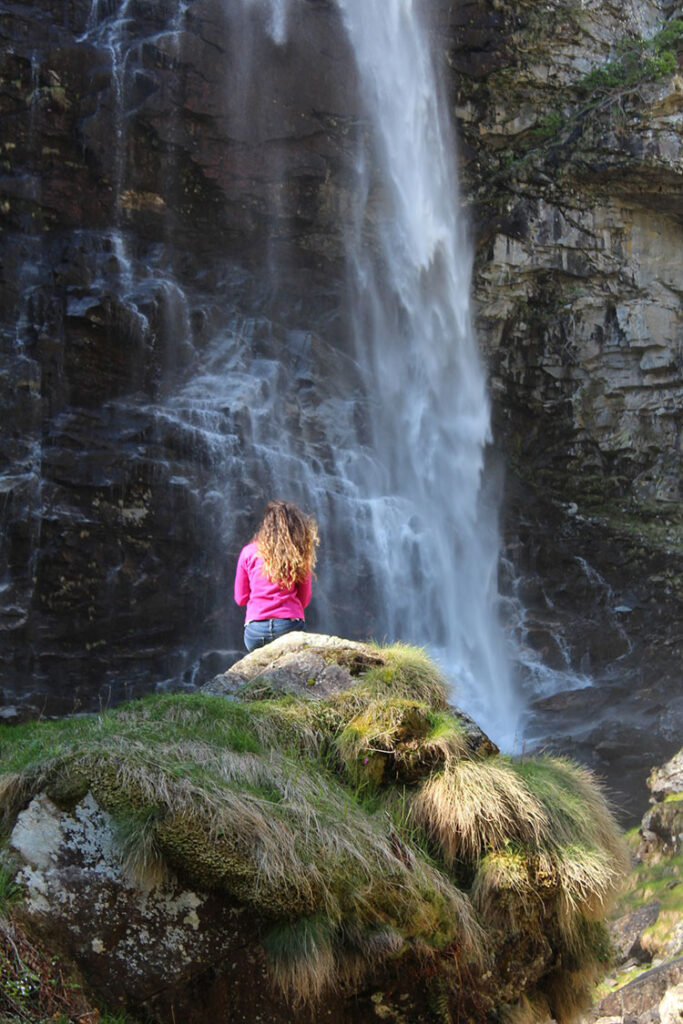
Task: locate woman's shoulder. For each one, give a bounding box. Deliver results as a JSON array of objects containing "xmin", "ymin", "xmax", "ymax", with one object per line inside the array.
[{"xmin": 239, "ymin": 541, "xmax": 260, "ymax": 563}]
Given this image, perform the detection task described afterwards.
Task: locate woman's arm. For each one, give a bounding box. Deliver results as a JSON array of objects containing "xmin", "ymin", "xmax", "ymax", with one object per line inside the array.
[
  {"xmin": 234, "ymin": 550, "xmax": 251, "ymax": 606},
  {"xmin": 296, "ymin": 573, "xmax": 312, "ymax": 609}
]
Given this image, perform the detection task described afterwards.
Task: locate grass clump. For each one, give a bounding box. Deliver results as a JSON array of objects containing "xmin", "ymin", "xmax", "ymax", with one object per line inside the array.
[
  {"xmin": 364, "ymin": 642, "xmax": 450, "ymax": 707},
  {"xmin": 0, "ymin": 642, "xmax": 628, "ymax": 1019}
]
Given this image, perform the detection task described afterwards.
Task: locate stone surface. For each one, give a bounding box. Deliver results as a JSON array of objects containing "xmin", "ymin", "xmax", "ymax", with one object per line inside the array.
[
  {"xmin": 659, "ymin": 982, "xmax": 683, "ymax": 1024},
  {"xmin": 204, "ymin": 632, "xmax": 500, "ymax": 758},
  {"xmin": 586, "ymin": 958, "xmax": 683, "ymax": 1021},
  {"xmin": 610, "ymin": 902, "xmax": 663, "ymax": 966},
  {"xmin": 650, "ymin": 752, "xmax": 683, "ymax": 803},
  {"xmin": 10, "ymin": 792, "xmax": 252, "ymax": 1015}
]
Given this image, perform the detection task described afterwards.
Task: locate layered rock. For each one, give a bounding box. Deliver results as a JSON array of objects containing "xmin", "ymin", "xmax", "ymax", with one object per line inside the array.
[{"xmin": 438, "ymin": 0, "xmax": 683, "ymax": 812}]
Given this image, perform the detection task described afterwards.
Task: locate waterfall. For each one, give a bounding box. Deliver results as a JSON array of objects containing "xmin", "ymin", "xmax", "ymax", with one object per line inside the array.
[
  {"xmin": 338, "ymin": 0, "xmax": 516, "ymax": 743},
  {"xmin": 239, "ymin": 0, "xmax": 519, "ymax": 745},
  {"xmin": 2, "ymin": 0, "xmax": 522, "ymax": 738}
]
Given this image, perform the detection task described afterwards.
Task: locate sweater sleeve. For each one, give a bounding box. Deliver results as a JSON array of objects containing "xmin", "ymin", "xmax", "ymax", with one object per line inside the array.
[
  {"xmin": 296, "ymin": 573, "xmax": 312, "ymax": 609},
  {"xmin": 234, "ymin": 549, "xmax": 251, "ymax": 606}
]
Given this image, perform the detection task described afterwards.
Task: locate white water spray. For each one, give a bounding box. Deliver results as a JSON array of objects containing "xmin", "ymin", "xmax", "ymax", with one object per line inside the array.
[{"xmin": 332, "ymin": 0, "xmax": 518, "ymax": 744}]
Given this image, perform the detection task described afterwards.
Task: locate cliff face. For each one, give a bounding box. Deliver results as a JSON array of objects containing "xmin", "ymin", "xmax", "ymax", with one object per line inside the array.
[
  {"xmin": 0, "ymin": 0, "xmax": 681, "ymax": 793},
  {"xmin": 442, "ymin": 0, "xmax": 683, "ymax": 808},
  {"xmin": 0, "ymin": 0, "xmax": 363, "ymax": 707},
  {"xmin": 448, "ymin": 0, "xmax": 682, "ymax": 505}
]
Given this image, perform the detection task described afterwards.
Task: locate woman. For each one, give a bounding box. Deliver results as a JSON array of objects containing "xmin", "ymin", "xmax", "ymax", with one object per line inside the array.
[{"xmin": 234, "ymin": 500, "xmax": 319, "ymax": 652}]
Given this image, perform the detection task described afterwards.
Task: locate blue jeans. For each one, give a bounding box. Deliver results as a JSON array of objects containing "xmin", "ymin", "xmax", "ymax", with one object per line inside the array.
[{"xmin": 244, "ymin": 618, "xmax": 305, "ymax": 653}]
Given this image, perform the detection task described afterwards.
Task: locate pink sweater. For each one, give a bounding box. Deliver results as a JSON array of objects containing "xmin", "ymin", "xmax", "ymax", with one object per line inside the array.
[{"xmin": 234, "ymin": 541, "xmax": 312, "ymax": 623}]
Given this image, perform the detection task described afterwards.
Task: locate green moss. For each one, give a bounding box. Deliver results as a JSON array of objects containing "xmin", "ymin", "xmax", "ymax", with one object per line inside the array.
[{"xmin": 617, "ymin": 851, "xmax": 683, "ymax": 916}]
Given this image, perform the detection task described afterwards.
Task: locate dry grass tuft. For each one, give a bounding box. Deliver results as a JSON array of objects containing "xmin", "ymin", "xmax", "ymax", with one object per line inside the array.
[
  {"xmin": 501, "ymin": 993, "xmax": 553, "ymax": 1024},
  {"xmin": 263, "ymin": 916, "xmax": 337, "ymax": 1005},
  {"xmin": 412, "ymin": 758, "xmax": 549, "ymax": 862},
  {"xmin": 512, "ymin": 757, "xmax": 629, "ymax": 872},
  {"xmin": 540, "ymin": 959, "xmax": 604, "ymax": 1024},
  {"xmin": 364, "ymin": 642, "xmax": 450, "ymax": 707}
]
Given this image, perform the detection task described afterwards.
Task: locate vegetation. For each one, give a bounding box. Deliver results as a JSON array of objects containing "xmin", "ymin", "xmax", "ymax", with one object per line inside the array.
[
  {"xmin": 597, "ymin": 826, "xmax": 683, "ymax": 997},
  {"xmin": 0, "ymin": 914, "xmax": 136, "ymax": 1024},
  {"xmin": 0, "ymin": 642, "xmax": 628, "ymax": 1022},
  {"xmin": 488, "ymin": 16, "xmax": 683, "ymax": 183},
  {"xmin": 578, "ymin": 20, "xmax": 683, "ymax": 98}
]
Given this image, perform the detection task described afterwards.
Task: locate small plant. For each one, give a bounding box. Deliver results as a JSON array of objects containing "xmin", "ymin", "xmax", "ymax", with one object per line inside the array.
[
  {"xmin": 530, "ymin": 108, "xmax": 565, "ymax": 141},
  {"xmin": 579, "ymin": 18, "xmax": 683, "ymax": 98},
  {"xmin": 0, "ymin": 860, "xmax": 22, "ymax": 916}
]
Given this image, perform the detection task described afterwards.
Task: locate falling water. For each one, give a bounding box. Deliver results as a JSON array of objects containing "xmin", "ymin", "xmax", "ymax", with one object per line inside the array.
[
  {"xmin": 235, "ymin": 0, "xmax": 519, "ymax": 743},
  {"xmin": 337, "ymin": 0, "xmax": 517, "ymax": 742}
]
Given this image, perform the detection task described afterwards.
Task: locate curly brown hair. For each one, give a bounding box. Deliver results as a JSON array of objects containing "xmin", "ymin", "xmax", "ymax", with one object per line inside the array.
[{"xmin": 253, "ymin": 500, "xmax": 319, "ymax": 589}]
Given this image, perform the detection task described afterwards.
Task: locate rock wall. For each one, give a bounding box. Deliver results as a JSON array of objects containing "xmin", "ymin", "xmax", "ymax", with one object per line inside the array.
[
  {"xmin": 0, "ymin": 0, "xmax": 681, "ymax": 789},
  {"xmin": 0, "ymin": 0, "xmax": 363, "ymax": 709},
  {"xmin": 453, "ymin": 0, "xmax": 682, "ymax": 505},
  {"xmin": 441, "ymin": 0, "xmax": 683, "ymax": 809}
]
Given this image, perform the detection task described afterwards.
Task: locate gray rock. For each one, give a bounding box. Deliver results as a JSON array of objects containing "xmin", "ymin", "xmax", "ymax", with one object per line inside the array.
[
  {"xmin": 658, "ymin": 983, "xmax": 683, "ymax": 1024},
  {"xmin": 203, "ymin": 631, "xmax": 384, "ymax": 699},
  {"xmin": 586, "ymin": 958, "xmax": 683, "ymax": 1021},
  {"xmin": 9, "ymin": 792, "xmax": 249, "ymax": 1012},
  {"xmin": 649, "ymin": 752, "xmax": 683, "ymax": 803},
  {"xmin": 610, "ymin": 902, "xmax": 662, "ymax": 966}
]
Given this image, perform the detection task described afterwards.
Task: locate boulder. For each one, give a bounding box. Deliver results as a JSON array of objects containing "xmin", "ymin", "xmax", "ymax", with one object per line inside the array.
[
  {"xmin": 649, "ymin": 752, "xmax": 683, "ymax": 804},
  {"xmin": 586, "ymin": 958, "xmax": 683, "ymax": 1022},
  {"xmin": 1, "ymin": 637, "xmax": 629, "ymax": 1024},
  {"xmin": 610, "ymin": 902, "xmax": 662, "ymax": 966},
  {"xmin": 204, "ymin": 632, "xmax": 499, "ymax": 758},
  {"xmin": 639, "ymin": 749, "xmax": 683, "ymax": 859}
]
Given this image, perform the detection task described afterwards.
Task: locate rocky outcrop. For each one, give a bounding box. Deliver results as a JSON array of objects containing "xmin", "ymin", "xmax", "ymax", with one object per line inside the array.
[
  {"xmin": 204, "ymin": 631, "xmax": 500, "ymax": 757},
  {"xmin": 435, "ymin": 0, "xmax": 683, "ymax": 812},
  {"xmin": 2, "ymin": 636, "xmax": 629, "ymax": 1024},
  {"xmin": 446, "ymin": 0, "xmax": 683, "ymax": 503},
  {"xmin": 584, "ymin": 749, "xmax": 683, "ymax": 1024}
]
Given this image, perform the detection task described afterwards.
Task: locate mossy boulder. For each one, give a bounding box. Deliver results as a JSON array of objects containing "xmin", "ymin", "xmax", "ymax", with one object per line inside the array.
[{"xmin": 0, "ymin": 637, "xmax": 629, "ymax": 1024}]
